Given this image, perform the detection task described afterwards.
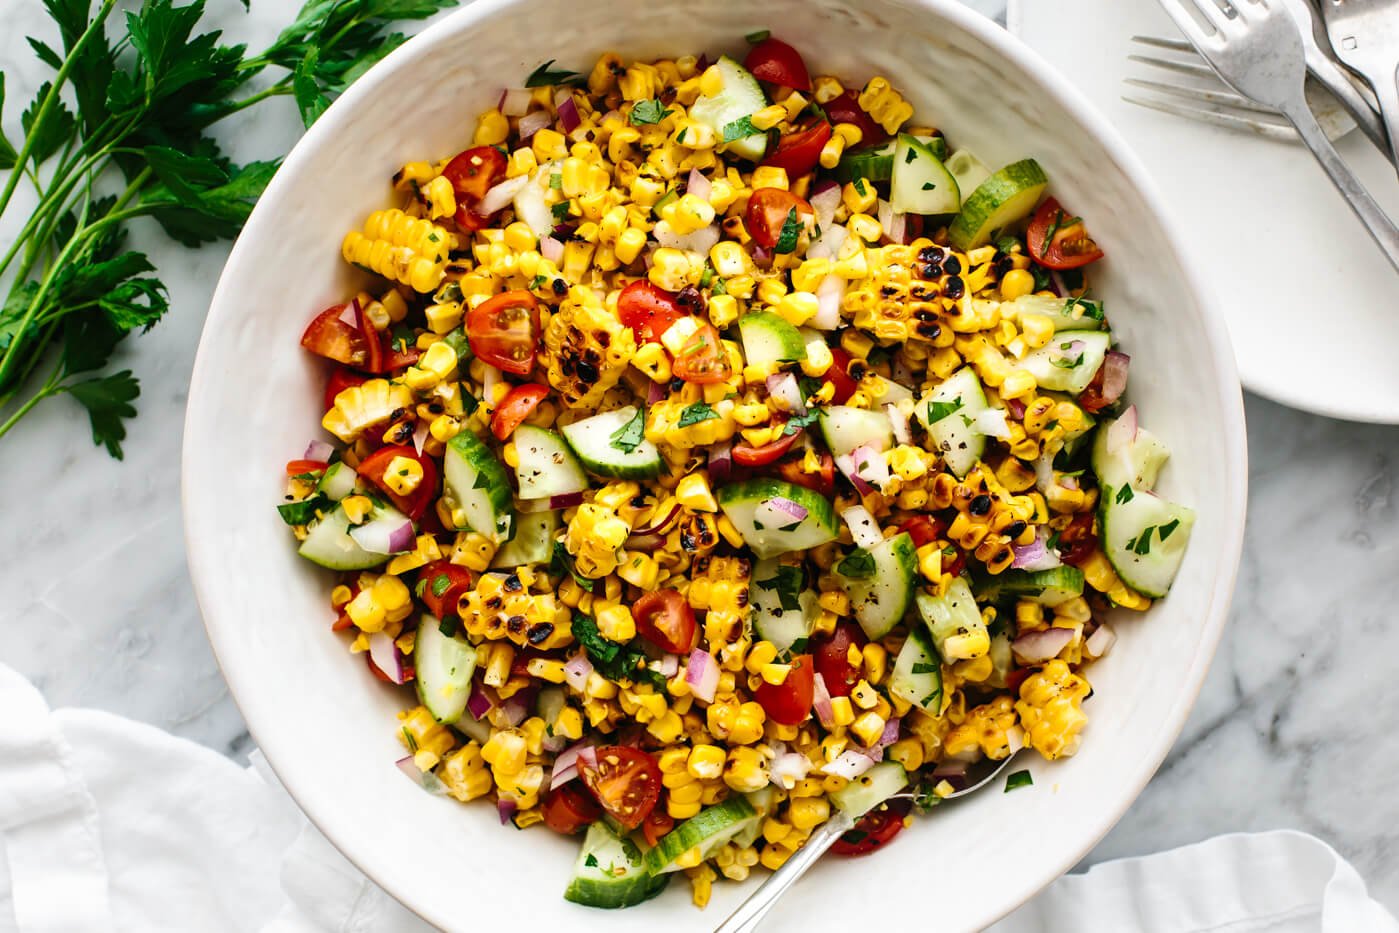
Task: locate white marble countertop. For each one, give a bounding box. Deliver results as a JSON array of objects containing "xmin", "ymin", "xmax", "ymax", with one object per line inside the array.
[{"xmin": 3, "ymin": 0, "xmax": 1398, "ymax": 919}]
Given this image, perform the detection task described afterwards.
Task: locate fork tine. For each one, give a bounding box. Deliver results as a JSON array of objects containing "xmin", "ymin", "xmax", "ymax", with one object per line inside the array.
[
  {"xmin": 1122, "ymin": 95, "xmax": 1299, "ymax": 140},
  {"xmin": 1154, "ymin": 0, "xmax": 1220, "ymax": 46},
  {"xmin": 1123, "ymin": 77, "xmax": 1279, "ymax": 114},
  {"xmin": 1129, "ymin": 35, "xmax": 1196, "ymax": 54},
  {"xmin": 1127, "ymin": 53, "xmax": 1218, "ymax": 81}
]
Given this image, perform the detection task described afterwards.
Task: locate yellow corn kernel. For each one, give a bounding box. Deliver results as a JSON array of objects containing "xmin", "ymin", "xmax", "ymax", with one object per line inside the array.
[
  {"xmin": 341, "ymin": 494, "xmax": 373, "ymax": 525},
  {"xmin": 675, "ymin": 472, "xmax": 718, "ymax": 512},
  {"xmin": 787, "ymin": 796, "xmax": 830, "ymax": 830},
  {"xmin": 812, "ymin": 75, "xmax": 844, "ymax": 103},
  {"xmin": 381, "ymin": 455, "xmax": 424, "ymax": 496},
  {"xmin": 596, "ymin": 604, "xmax": 636, "ymax": 642},
  {"xmin": 829, "ymin": 695, "xmax": 855, "ymax": 726},
  {"xmin": 1000, "ymin": 368, "xmax": 1038, "ymax": 401},
  {"xmin": 473, "ymin": 109, "xmax": 509, "ymax": 146},
  {"xmin": 862, "ymin": 644, "xmax": 888, "ymax": 684},
  {"xmin": 848, "ymin": 213, "xmax": 881, "ymax": 244},
  {"xmin": 850, "ymin": 679, "xmax": 879, "ymax": 710},
  {"xmin": 750, "ymin": 104, "xmax": 788, "ymax": 131},
  {"xmin": 709, "ymin": 241, "xmax": 750, "ymax": 278},
  {"xmin": 760, "ymin": 663, "xmax": 791, "ymax": 685},
  {"xmin": 687, "ymin": 744, "xmax": 727, "ymax": 780},
  {"xmin": 799, "ymin": 339, "xmax": 833, "ymax": 378},
  {"xmin": 531, "ymin": 127, "xmax": 569, "ymax": 163},
  {"xmin": 773, "ymin": 291, "xmax": 819, "ymax": 327},
  {"xmin": 1000, "ymin": 268, "xmax": 1035, "ymax": 301},
  {"xmin": 699, "ymin": 65, "xmax": 725, "ymax": 97},
  {"xmin": 708, "ymin": 293, "xmax": 739, "ymax": 329},
  {"xmin": 818, "ymin": 134, "xmax": 846, "ymax": 170},
  {"xmin": 750, "ymin": 165, "xmax": 790, "ymax": 191},
  {"xmin": 615, "ymin": 227, "xmax": 648, "ymax": 265},
  {"xmin": 851, "ymin": 711, "xmax": 887, "ymax": 747}
]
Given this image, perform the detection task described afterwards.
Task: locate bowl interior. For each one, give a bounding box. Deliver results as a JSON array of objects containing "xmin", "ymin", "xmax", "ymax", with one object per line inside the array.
[{"xmin": 183, "ymin": 0, "xmax": 1246, "ymax": 928}]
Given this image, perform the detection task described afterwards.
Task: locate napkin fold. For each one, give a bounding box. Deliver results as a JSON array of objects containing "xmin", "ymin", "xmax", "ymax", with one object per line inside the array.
[{"xmin": 2, "ymin": 662, "xmax": 1394, "ymax": 933}]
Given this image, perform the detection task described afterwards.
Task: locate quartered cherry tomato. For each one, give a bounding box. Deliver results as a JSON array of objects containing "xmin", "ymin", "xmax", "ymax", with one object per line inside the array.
[
  {"xmin": 831, "ymin": 798, "xmax": 911, "ymax": 856},
  {"xmin": 899, "ymin": 515, "xmax": 946, "ymax": 549},
  {"xmin": 1056, "ymin": 512, "xmax": 1098, "ymax": 567},
  {"xmin": 324, "ymin": 368, "xmax": 367, "ymax": 412},
  {"xmin": 811, "ymin": 622, "xmax": 865, "ymax": 698},
  {"xmin": 743, "ymin": 37, "xmax": 812, "ymax": 91},
  {"xmin": 633, "ymin": 589, "xmax": 698, "ymax": 653},
  {"xmin": 763, "ymin": 120, "xmax": 832, "ymax": 179},
  {"xmin": 822, "ymin": 90, "xmax": 888, "ymax": 146},
  {"xmin": 301, "ymin": 304, "xmax": 367, "ymax": 367},
  {"xmin": 617, "ymin": 280, "xmax": 685, "ymax": 344},
  {"xmin": 579, "ymin": 746, "xmax": 662, "ymax": 829},
  {"xmin": 442, "ymin": 146, "xmax": 508, "ymax": 230},
  {"xmin": 542, "ymin": 782, "xmax": 603, "ymax": 836},
  {"xmin": 732, "ymin": 427, "xmax": 802, "ymax": 467},
  {"xmin": 354, "ymin": 300, "xmax": 385, "ymax": 374},
  {"xmin": 671, "ymin": 321, "xmax": 732, "ymax": 384},
  {"xmin": 746, "ymin": 188, "xmax": 814, "ymax": 251},
  {"xmin": 285, "ymin": 459, "xmax": 328, "ymax": 476},
  {"xmin": 466, "ymin": 290, "xmax": 539, "ymax": 375},
  {"xmin": 490, "ymin": 383, "xmax": 550, "ymax": 439},
  {"xmin": 1077, "ymin": 363, "xmax": 1113, "ymax": 413},
  {"xmin": 641, "ymin": 807, "xmax": 676, "ymax": 847},
  {"xmin": 1026, "ymin": 197, "xmax": 1104, "ymax": 270},
  {"xmin": 417, "ymin": 560, "xmax": 474, "ymax": 620},
  {"xmin": 823, "ymin": 346, "xmax": 859, "ymax": 405},
  {"xmin": 774, "ymin": 450, "xmax": 835, "ymax": 497},
  {"xmin": 355, "ymin": 444, "xmax": 440, "ymax": 521},
  {"xmin": 754, "ymin": 654, "xmax": 816, "ymax": 725}
]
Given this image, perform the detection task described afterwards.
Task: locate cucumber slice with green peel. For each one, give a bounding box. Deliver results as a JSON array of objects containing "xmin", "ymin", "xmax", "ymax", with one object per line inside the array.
[
  {"xmin": 891, "ymin": 134, "xmax": 961, "ymax": 215},
  {"xmin": 414, "ymin": 615, "xmax": 478, "ymax": 724},
  {"xmin": 560, "ymin": 407, "xmax": 662, "ymax": 480},
  {"xmin": 1098, "ymin": 487, "xmax": 1195, "ymax": 598},
  {"xmin": 738, "ymin": 312, "xmax": 806, "ymax": 368},
  {"xmin": 733, "ymin": 787, "xmax": 779, "ymax": 847},
  {"xmin": 888, "ymin": 625, "xmax": 942, "ymax": 712},
  {"xmin": 443, "ymin": 429, "xmax": 515, "ymax": 543},
  {"xmin": 717, "ymin": 479, "xmax": 839, "ymax": 558},
  {"xmin": 947, "ymin": 158, "xmax": 1049, "ymax": 250},
  {"xmin": 750, "ymin": 559, "xmax": 819, "ymax": 654},
  {"xmin": 1004, "ymin": 294, "xmax": 1107, "ymax": 332},
  {"xmin": 829, "ymin": 761, "xmax": 908, "ymax": 817},
  {"xmin": 316, "ymin": 461, "xmax": 360, "ymax": 501},
  {"xmin": 642, "ymin": 797, "xmax": 759, "ymax": 874},
  {"xmin": 298, "ymin": 501, "xmax": 408, "ymax": 571},
  {"xmin": 819, "ymin": 405, "xmax": 894, "ymax": 458},
  {"xmin": 944, "ymin": 149, "xmax": 992, "ymax": 205},
  {"xmin": 916, "ymin": 576, "xmax": 989, "ymax": 662},
  {"xmin": 1092, "ymin": 415, "xmax": 1172, "ymax": 492},
  {"xmin": 915, "ymin": 366, "xmax": 990, "ymax": 478},
  {"xmin": 688, "ymin": 56, "xmax": 769, "ymax": 162},
  {"xmin": 490, "ymin": 508, "xmax": 558, "ymax": 568},
  {"xmin": 1018, "ymin": 330, "xmax": 1112, "ymax": 394},
  {"xmin": 564, "ymin": 822, "xmax": 669, "ymax": 909},
  {"xmin": 838, "ymin": 532, "xmax": 917, "ymax": 639},
  {"xmin": 973, "ymin": 566, "xmax": 1085, "ymax": 609},
  {"xmin": 835, "ymin": 136, "xmax": 945, "ymax": 184},
  {"xmin": 512, "ymin": 425, "xmax": 589, "ymax": 501}
]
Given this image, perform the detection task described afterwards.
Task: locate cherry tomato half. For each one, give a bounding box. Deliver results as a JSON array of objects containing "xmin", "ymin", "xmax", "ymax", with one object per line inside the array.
[
  {"xmin": 822, "ymin": 91, "xmax": 888, "ymax": 146},
  {"xmin": 671, "ymin": 321, "xmax": 732, "ymax": 384},
  {"xmin": 762, "ymin": 120, "xmax": 832, "ymax": 179},
  {"xmin": 811, "ymin": 623, "xmax": 866, "ymax": 698},
  {"xmin": 286, "ymin": 459, "xmax": 328, "ymax": 476},
  {"xmin": 324, "ymin": 368, "xmax": 367, "ymax": 412},
  {"xmin": 773, "ymin": 450, "xmax": 835, "ymax": 497},
  {"xmin": 490, "ymin": 383, "xmax": 550, "ymax": 440},
  {"xmin": 823, "ymin": 346, "xmax": 859, "ymax": 405},
  {"xmin": 1026, "ymin": 197, "xmax": 1104, "ymax": 270},
  {"xmin": 743, "ymin": 37, "xmax": 812, "ymax": 91},
  {"xmin": 417, "ymin": 560, "xmax": 474, "ymax": 620},
  {"xmin": 746, "ymin": 188, "xmax": 815, "ymax": 251},
  {"xmin": 579, "ymin": 746, "xmax": 662, "ymax": 829},
  {"xmin": 442, "ymin": 146, "xmax": 508, "ymax": 231},
  {"xmin": 1077, "ymin": 363, "xmax": 1113, "ymax": 414},
  {"xmin": 542, "ymin": 782, "xmax": 603, "ymax": 836},
  {"xmin": 301, "ymin": 304, "xmax": 367, "ymax": 367},
  {"xmin": 617, "ymin": 280, "xmax": 685, "ymax": 344},
  {"xmin": 732, "ymin": 427, "xmax": 802, "ymax": 468},
  {"xmin": 633, "ymin": 589, "xmax": 698, "ymax": 653},
  {"xmin": 754, "ymin": 654, "xmax": 816, "ymax": 725},
  {"xmin": 466, "ymin": 290, "xmax": 540, "ymax": 375},
  {"xmin": 355, "ymin": 444, "xmax": 440, "ymax": 521},
  {"xmin": 355, "ymin": 300, "xmax": 385, "ymax": 374},
  {"xmin": 1056, "ymin": 512, "xmax": 1098, "ymax": 567},
  {"xmin": 641, "ymin": 807, "xmax": 676, "ymax": 847},
  {"xmin": 898, "ymin": 515, "xmax": 946, "ymax": 549},
  {"xmin": 831, "ymin": 798, "xmax": 911, "ymax": 856}
]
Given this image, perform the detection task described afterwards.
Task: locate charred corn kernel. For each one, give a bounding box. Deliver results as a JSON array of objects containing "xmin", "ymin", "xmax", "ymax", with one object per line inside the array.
[
  {"xmin": 828, "ymin": 695, "xmax": 855, "ymax": 726},
  {"xmin": 675, "ymin": 472, "xmax": 718, "ymax": 512},
  {"xmin": 812, "ymin": 75, "xmax": 844, "ymax": 103},
  {"xmin": 858, "ymin": 77, "xmax": 913, "ymax": 134},
  {"xmin": 750, "ymin": 104, "xmax": 788, "ymax": 131},
  {"xmin": 708, "ymin": 293, "xmax": 739, "ymax": 328},
  {"xmin": 687, "ymin": 744, "xmax": 727, "ymax": 780},
  {"xmin": 750, "ymin": 165, "xmax": 789, "ymax": 191},
  {"xmin": 788, "ymin": 797, "xmax": 830, "ymax": 830},
  {"xmin": 851, "ymin": 711, "xmax": 887, "ymax": 747},
  {"xmin": 381, "ymin": 456, "xmax": 424, "ymax": 496},
  {"xmin": 473, "ymin": 108, "xmax": 509, "ymax": 145},
  {"xmin": 630, "ymin": 340, "xmax": 672, "ymax": 383},
  {"xmin": 1001, "ymin": 268, "xmax": 1035, "ymax": 301},
  {"xmin": 724, "ymin": 746, "xmax": 770, "ymax": 792},
  {"xmin": 818, "ymin": 134, "xmax": 846, "ymax": 170}
]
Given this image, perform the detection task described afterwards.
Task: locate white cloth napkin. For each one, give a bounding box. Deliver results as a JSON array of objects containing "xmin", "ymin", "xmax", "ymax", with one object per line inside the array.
[{"xmin": 2, "ymin": 662, "xmax": 1394, "ymax": 933}]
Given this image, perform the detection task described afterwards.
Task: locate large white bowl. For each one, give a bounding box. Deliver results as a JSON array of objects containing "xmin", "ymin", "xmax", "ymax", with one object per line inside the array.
[{"xmin": 183, "ymin": 0, "xmax": 1248, "ymax": 928}]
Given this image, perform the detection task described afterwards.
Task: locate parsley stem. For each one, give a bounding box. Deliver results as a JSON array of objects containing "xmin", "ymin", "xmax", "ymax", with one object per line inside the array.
[{"xmin": 0, "ymin": 362, "xmax": 63, "ymax": 444}]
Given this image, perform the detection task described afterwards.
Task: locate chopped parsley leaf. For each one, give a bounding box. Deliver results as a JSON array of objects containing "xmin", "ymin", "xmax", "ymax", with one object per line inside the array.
[
  {"xmin": 721, "ymin": 115, "xmax": 760, "ymax": 143},
  {"xmin": 1159, "ymin": 518, "xmax": 1181, "ymax": 540},
  {"xmin": 756, "ymin": 566, "xmax": 804, "ymax": 612},
  {"xmin": 525, "ymin": 59, "xmax": 586, "ymax": 88},
  {"xmin": 609, "ymin": 407, "xmax": 647, "ymax": 453},
  {"xmin": 430, "ymin": 574, "xmax": 452, "ymax": 598},
  {"xmin": 921, "ymin": 181, "xmax": 936, "ymax": 190},
  {"xmin": 551, "ymin": 542, "xmax": 594, "ymax": 592},
  {"xmin": 745, "ymin": 29, "xmax": 771, "ymax": 42},
  {"xmin": 853, "ymin": 177, "xmax": 868, "ymax": 197},
  {"xmin": 774, "ymin": 206, "xmax": 802, "ymax": 254},
  {"xmin": 1004, "ymin": 769, "xmax": 1033, "ymax": 792},
  {"xmin": 927, "ymin": 398, "xmax": 963, "ymax": 424},
  {"xmin": 911, "ymin": 662, "xmax": 938, "ymax": 675},
  {"xmin": 836, "ymin": 548, "xmax": 876, "ymax": 578},
  {"xmin": 678, "ymin": 402, "xmax": 718, "ymax": 427},
  {"xmin": 1114, "ymin": 484, "xmax": 1135, "ymax": 505},
  {"xmin": 551, "ymin": 200, "xmax": 571, "ymax": 221},
  {"xmin": 629, "ymin": 99, "xmax": 671, "ymax": 125}
]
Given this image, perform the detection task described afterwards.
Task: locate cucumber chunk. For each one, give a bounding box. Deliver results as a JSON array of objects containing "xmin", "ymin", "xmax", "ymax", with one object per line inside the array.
[
  {"xmin": 490, "ymin": 508, "xmax": 558, "ymax": 568},
  {"xmin": 716, "ymin": 479, "xmax": 839, "ymax": 558},
  {"xmin": 948, "ymin": 158, "xmax": 1049, "ymax": 250},
  {"xmin": 1092, "ymin": 414, "xmax": 1172, "ymax": 492},
  {"xmin": 1098, "ymin": 487, "xmax": 1195, "ymax": 598},
  {"xmin": 443, "ymin": 429, "xmax": 515, "ymax": 543},
  {"xmin": 974, "ymin": 566, "xmax": 1085, "ymax": 608},
  {"xmin": 689, "ymin": 56, "xmax": 768, "ymax": 162},
  {"xmin": 1004, "ymin": 294, "xmax": 1107, "ymax": 332},
  {"xmin": 298, "ymin": 501, "xmax": 409, "ymax": 571},
  {"xmin": 819, "ymin": 405, "xmax": 894, "ymax": 458},
  {"xmin": 564, "ymin": 822, "xmax": 669, "ymax": 909},
  {"xmin": 829, "ymin": 762, "xmax": 908, "ymax": 817},
  {"xmin": 316, "ymin": 461, "xmax": 360, "ymax": 501},
  {"xmin": 513, "ymin": 425, "xmax": 589, "ymax": 500},
  {"xmin": 916, "ymin": 576, "xmax": 989, "ymax": 662},
  {"xmin": 838, "ymin": 532, "xmax": 916, "ymax": 640},
  {"xmin": 560, "ymin": 406, "xmax": 663, "ymax": 480},
  {"xmin": 414, "ymin": 615, "xmax": 478, "ymax": 724},
  {"xmin": 915, "ymin": 366, "xmax": 990, "ymax": 478},
  {"xmin": 891, "ymin": 134, "xmax": 960, "ymax": 215},
  {"xmin": 944, "ymin": 149, "xmax": 991, "ymax": 205},
  {"xmin": 1017, "ymin": 330, "xmax": 1112, "ymax": 394},
  {"xmin": 751, "ymin": 558, "xmax": 818, "ymax": 654},
  {"xmin": 738, "ymin": 311, "xmax": 806, "ymax": 368},
  {"xmin": 888, "ymin": 625, "xmax": 942, "ymax": 712},
  {"xmin": 835, "ymin": 136, "xmax": 945, "ymax": 184},
  {"xmin": 643, "ymin": 797, "xmax": 759, "ymax": 874}
]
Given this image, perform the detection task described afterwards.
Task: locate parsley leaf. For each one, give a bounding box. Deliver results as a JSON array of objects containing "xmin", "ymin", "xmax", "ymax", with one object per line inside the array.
[
  {"xmin": 836, "ymin": 548, "xmax": 876, "ymax": 578},
  {"xmin": 745, "ymin": 29, "xmax": 771, "ymax": 42},
  {"xmin": 430, "ymin": 573, "xmax": 452, "ymax": 598},
  {"xmin": 783, "ymin": 411, "xmax": 818, "ymax": 436},
  {"xmin": 1114, "ymin": 484, "xmax": 1135, "ymax": 505},
  {"xmin": 721, "ymin": 115, "xmax": 760, "ymax": 143},
  {"xmin": 774, "ymin": 206, "xmax": 802, "ymax": 254},
  {"xmin": 1131, "ymin": 530, "xmax": 1155, "ymax": 556},
  {"xmin": 678, "ymin": 402, "xmax": 718, "ymax": 427},
  {"xmin": 572, "ymin": 612, "xmax": 663, "ymax": 687},
  {"xmin": 926, "ymin": 398, "xmax": 963, "ymax": 424},
  {"xmin": 551, "ymin": 542, "xmax": 594, "ymax": 592},
  {"xmin": 524, "ymin": 59, "xmax": 585, "ymax": 87},
  {"xmin": 584, "ymin": 854, "xmax": 599, "ymax": 868},
  {"xmin": 277, "ymin": 495, "xmax": 328, "ymax": 525},
  {"xmin": 911, "ymin": 662, "xmax": 938, "ymax": 675},
  {"xmin": 609, "ymin": 407, "xmax": 646, "ymax": 453},
  {"xmin": 629, "ymin": 99, "xmax": 671, "ymax": 125},
  {"xmin": 1004, "ymin": 770, "xmax": 1033, "ymax": 792},
  {"xmin": 1050, "ymin": 353, "xmax": 1084, "ymax": 370},
  {"xmin": 62, "ymin": 370, "xmax": 140, "ymax": 460},
  {"xmin": 853, "ymin": 177, "xmax": 868, "ymax": 197},
  {"xmin": 1159, "ymin": 518, "xmax": 1181, "ymax": 541},
  {"xmin": 756, "ymin": 566, "xmax": 804, "ymax": 612}
]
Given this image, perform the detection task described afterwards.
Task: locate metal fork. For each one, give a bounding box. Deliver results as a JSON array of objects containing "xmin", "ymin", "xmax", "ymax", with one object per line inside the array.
[
  {"xmin": 1317, "ymin": 0, "xmax": 1399, "ymax": 174},
  {"xmin": 1155, "ymin": 0, "xmax": 1399, "ymax": 271}
]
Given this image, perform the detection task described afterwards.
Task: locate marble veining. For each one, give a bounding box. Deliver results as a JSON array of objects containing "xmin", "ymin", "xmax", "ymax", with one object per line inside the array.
[{"xmin": 2, "ymin": 0, "xmax": 1396, "ymax": 917}]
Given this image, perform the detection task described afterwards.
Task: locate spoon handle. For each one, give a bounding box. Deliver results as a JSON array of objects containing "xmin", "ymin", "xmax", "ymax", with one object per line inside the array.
[{"xmin": 713, "ymin": 810, "xmax": 856, "ymax": 933}]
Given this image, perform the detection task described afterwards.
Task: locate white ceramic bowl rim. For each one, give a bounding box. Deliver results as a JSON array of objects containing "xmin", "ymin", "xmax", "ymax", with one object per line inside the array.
[{"xmin": 183, "ymin": 1, "xmax": 1248, "ymax": 927}]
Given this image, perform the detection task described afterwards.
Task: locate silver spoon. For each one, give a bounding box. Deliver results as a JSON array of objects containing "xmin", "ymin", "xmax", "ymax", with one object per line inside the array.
[{"xmin": 715, "ymin": 753, "xmax": 1025, "ymax": 933}]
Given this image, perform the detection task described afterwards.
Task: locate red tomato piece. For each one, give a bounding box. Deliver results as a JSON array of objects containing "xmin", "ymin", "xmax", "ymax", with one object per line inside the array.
[
  {"xmin": 417, "ymin": 560, "xmax": 474, "ymax": 620},
  {"xmin": 286, "ymin": 459, "xmax": 328, "ymax": 476},
  {"xmin": 382, "ymin": 342, "xmax": 421, "ymax": 372},
  {"xmin": 732, "ymin": 428, "xmax": 802, "ymax": 467},
  {"xmin": 942, "ymin": 547, "xmax": 967, "ymax": 579},
  {"xmin": 355, "ymin": 300, "xmax": 385, "ymax": 374},
  {"xmin": 633, "ymin": 589, "xmax": 698, "ymax": 653},
  {"xmin": 441, "ymin": 146, "xmax": 508, "ymax": 230},
  {"xmin": 1076, "ymin": 364, "xmax": 1113, "ymax": 414},
  {"xmin": 641, "ymin": 807, "xmax": 676, "ymax": 847},
  {"xmin": 617, "ymin": 280, "xmax": 686, "ymax": 344},
  {"xmin": 831, "ymin": 798, "xmax": 910, "ymax": 855},
  {"xmin": 745, "ymin": 188, "xmax": 815, "ymax": 251},
  {"xmin": 811, "ymin": 623, "xmax": 866, "ymax": 698},
  {"xmin": 1004, "ymin": 667, "xmax": 1031, "ymax": 694},
  {"xmin": 823, "ymin": 346, "xmax": 859, "ymax": 405},
  {"xmin": 324, "ymin": 368, "xmax": 367, "ymax": 412},
  {"xmin": 466, "ymin": 290, "xmax": 539, "ymax": 375},
  {"xmin": 822, "ymin": 91, "xmax": 888, "ymax": 146},
  {"xmin": 542, "ymin": 782, "xmax": 603, "ymax": 836},
  {"xmin": 1056, "ymin": 512, "xmax": 1098, "ymax": 567},
  {"xmin": 490, "ymin": 383, "xmax": 550, "ymax": 440},
  {"xmin": 671, "ymin": 321, "xmax": 732, "ymax": 384},
  {"xmin": 355, "ymin": 444, "xmax": 439, "ymax": 521},
  {"xmin": 579, "ymin": 746, "xmax": 662, "ymax": 829},
  {"xmin": 763, "ymin": 121, "xmax": 832, "ymax": 179},
  {"xmin": 773, "ymin": 450, "xmax": 835, "ymax": 497},
  {"xmin": 754, "ymin": 654, "xmax": 815, "ymax": 725},
  {"xmin": 1026, "ymin": 197, "xmax": 1104, "ymax": 270},
  {"xmin": 898, "ymin": 515, "xmax": 946, "ymax": 549},
  {"xmin": 301, "ymin": 304, "xmax": 367, "ymax": 367},
  {"xmin": 366, "ymin": 650, "xmax": 413, "ymax": 684},
  {"xmin": 743, "ymin": 37, "xmax": 812, "ymax": 91}
]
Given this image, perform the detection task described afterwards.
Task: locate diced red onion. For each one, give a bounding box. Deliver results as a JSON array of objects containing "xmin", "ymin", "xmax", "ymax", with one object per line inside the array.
[
  {"xmin": 770, "ymin": 751, "xmax": 813, "ymax": 789},
  {"xmin": 973, "ymin": 408, "xmax": 1011, "ymax": 439},
  {"xmin": 349, "ymin": 517, "xmax": 415, "ymax": 555},
  {"xmin": 823, "ymin": 749, "xmax": 876, "ymax": 779},
  {"xmin": 751, "ymin": 245, "xmax": 771, "ymax": 266},
  {"xmin": 810, "ymin": 274, "xmax": 845, "ymax": 329},
  {"xmin": 513, "ymin": 179, "xmax": 553, "ymax": 236},
  {"xmin": 708, "ymin": 440, "xmax": 733, "ymax": 483},
  {"xmin": 396, "ymin": 756, "xmax": 449, "ymax": 795},
  {"xmin": 658, "ymin": 654, "xmax": 679, "ymax": 678},
  {"xmin": 647, "ymin": 379, "xmax": 667, "ymax": 404},
  {"xmin": 497, "ymin": 797, "xmax": 518, "ymax": 824},
  {"xmin": 696, "ymin": 53, "xmax": 711, "ymax": 71},
  {"xmin": 810, "ymin": 184, "xmax": 841, "ymax": 230},
  {"xmin": 642, "ymin": 245, "xmax": 656, "ymax": 269},
  {"xmin": 1058, "ymin": 474, "xmax": 1080, "ymax": 490},
  {"xmin": 1012, "ymin": 626, "xmax": 1074, "ymax": 663},
  {"xmin": 807, "ymin": 224, "xmax": 848, "ymax": 261},
  {"xmin": 1056, "ymin": 339, "xmax": 1086, "ymax": 366},
  {"xmin": 1006, "ymin": 397, "xmax": 1027, "ymax": 421},
  {"xmin": 549, "ymin": 742, "xmax": 595, "ymax": 789},
  {"xmin": 1085, "ymin": 623, "xmax": 1117, "ymax": 659},
  {"xmin": 337, "ymin": 300, "xmax": 360, "ymax": 327},
  {"xmin": 549, "ymin": 491, "xmax": 584, "ymax": 509},
  {"xmin": 1033, "ymin": 453, "xmax": 1055, "ymax": 494},
  {"xmin": 411, "ymin": 420, "xmax": 430, "ymax": 455},
  {"xmin": 877, "ymin": 716, "xmax": 901, "ymax": 749},
  {"xmin": 1013, "ymin": 527, "xmax": 1063, "ymax": 572},
  {"xmin": 812, "ymin": 673, "xmax": 835, "ymax": 728},
  {"xmin": 1011, "ymin": 538, "xmax": 1047, "ymax": 569},
  {"xmin": 886, "ymin": 404, "xmax": 911, "ymax": 445},
  {"xmin": 687, "ymin": 168, "xmax": 711, "ymax": 201},
  {"xmin": 766, "ymin": 372, "xmax": 806, "ymax": 415},
  {"xmin": 1106, "ymin": 405, "xmax": 1139, "ymax": 456},
  {"xmin": 477, "ymin": 174, "xmax": 530, "ymax": 216},
  {"xmin": 501, "ymin": 88, "xmax": 532, "ymax": 116},
  {"xmin": 930, "ymin": 759, "xmax": 971, "ymax": 788},
  {"xmin": 1049, "ymin": 270, "xmax": 1068, "ymax": 297},
  {"xmin": 769, "ymin": 497, "xmax": 809, "ymax": 521},
  {"xmin": 563, "ymin": 654, "xmax": 594, "ymax": 692},
  {"xmin": 849, "ymin": 444, "xmax": 890, "ymax": 490},
  {"xmin": 304, "ymin": 439, "xmax": 335, "ymax": 461},
  {"xmin": 1101, "ymin": 351, "xmax": 1130, "ymax": 405},
  {"xmin": 834, "ymin": 453, "xmax": 871, "ymax": 495},
  {"xmin": 368, "ymin": 633, "xmax": 409, "ymax": 684},
  {"xmin": 500, "ymin": 698, "xmax": 528, "ymax": 727},
  {"xmin": 877, "ymin": 200, "xmax": 907, "ymax": 244},
  {"xmin": 516, "ymin": 498, "xmax": 556, "ymax": 514},
  {"xmin": 654, "ymin": 220, "xmax": 721, "ymax": 255},
  {"xmin": 557, "ymin": 94, "xmax": 581, "ymax": 133},
  {"xmin": 481, "ymin": 364, "xmax": 502, "ymax": 408},
  {"xmin": 467, "ymin": 682, "xmax": 493, "ymax": 720},
  {"xmin": 686, "ymin": 649, "xmax": 720, "ymax": 703},
  {"xmin": 633, "ymin": 502, "xmax": 682, "ymax": 536},
  {"xmin": 517, "ymin": 109, "xmax": 552, "ymax": 140},
  {"xmin": 539, "ymin": 234, "xmax": 565, "ymax": 264}
]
